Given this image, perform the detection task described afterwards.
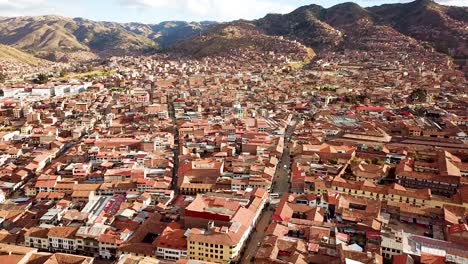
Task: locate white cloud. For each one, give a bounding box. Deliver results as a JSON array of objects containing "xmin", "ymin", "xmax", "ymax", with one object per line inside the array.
[
  {"xmin": 120, "ymin": 0, "xmax": 173, "ymax": 8},
  {"xmin": 2, "ymin": 0, "xmax": 96, "ymax": 22},
  {"xmin": 0, "ymin": 0, "xmax": 85, "ymax": 18},
  {"xmin": 0, "ymin": 0, "xmax": 48, "ymax": 16},
  {"xmin": 352, "ymin": 0, "xmax": 466, "ymax": 6},
  {"xmin": 395, "ymin": 0, "xmax": 467, "ymax": 5},
  {"xmin": 119, "ymin": 0, "xmax": 296, "ymax": 21},
  {"xmin": 435, "ymin": 0, "xmax": 467, "ymax": 6},
  {"xmin": 0, "ymin": 0, "xmax": 44, "ymax": 8},
  {"xmin": 0, "ymin": 0, "xmax": 465, "ymax": 22}
]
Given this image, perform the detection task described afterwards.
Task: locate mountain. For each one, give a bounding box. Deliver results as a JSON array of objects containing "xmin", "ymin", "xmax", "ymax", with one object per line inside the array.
[
  {"xmin": 0, "ymin": 16, "xmax": 214, "ymax": 61},
  {"xmin": 0, "ymin": 0, "xmax": 465, "ymax": 65},
  {"xmin": 149, "ymin": 21, "xmax": 216, "ymax": 48},
  {"xmin": 368, "ymin": 0, "xmax": 468, "ymax": 60},
  {"xmin": 120, "ymin": 21, "xmax": 216, "ymax": 48},
  {"xmin": 0, "ymin": 44, "xmax": 46, "ymax": 66},
  {"xmin": 255, "ymin": 5, "xmax": 344, "ymax": 52},
  {"xmin": 171, "ymin": 21, "xmax": 315, "ymax": 62},
  {"xmin": 0, "ymin": 15, "xmax": 156, "ymax": 61},
  {"xmin": 253, "ymin": 0, "xmax": 467, "ymax": 64}
]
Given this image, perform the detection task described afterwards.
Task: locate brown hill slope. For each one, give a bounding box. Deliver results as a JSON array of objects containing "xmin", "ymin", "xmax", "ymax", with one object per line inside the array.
[
  {"xmin": 0, "ymin": 15, "xmax": 157, "ymax": 59},
  {"xmin": 0, "ymin": 16, "xmax": 215, "ymax": 61},
  {"xmin": 368, "ymin": 0, "xmax": 467, "ymax": 60},
  {"xmin": 171, "ymin": 21, "xmax": 315, "ymax": 63},
  {"xmin": 0, "ymin": 44, "xmax": 46, "ymax": 66},
  {"xmin": 255, "ymin": 5, "xmax": 344, "ymax": 52},
  {"xmin": 250, "ymin": 0, "xmax": 466, "ymax": 68},
  {"xmin": 0, "ymin": 0, "xmax": 465, "ymax": 65}
]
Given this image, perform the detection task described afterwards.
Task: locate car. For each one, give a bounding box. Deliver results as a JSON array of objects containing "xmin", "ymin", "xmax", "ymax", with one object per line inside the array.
[{"xmin": 270, "ymin": 193, "xmax": 280, "ymax": 199}]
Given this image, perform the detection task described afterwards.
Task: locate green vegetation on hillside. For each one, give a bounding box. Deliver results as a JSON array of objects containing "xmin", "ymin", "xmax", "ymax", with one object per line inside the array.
[{"xmin": 33, "ymin": 73, "xmax": 49, "ymax": 84}]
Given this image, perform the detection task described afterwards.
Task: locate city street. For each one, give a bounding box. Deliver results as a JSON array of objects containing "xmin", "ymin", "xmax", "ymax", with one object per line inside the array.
[
  {"xmin": 168, "ymin": 93, "xmax": 180, "ymax": 193},
  {"xmin": 239, "ymin": 118, "xmax": 296, "ymax": 263},
  {"xmin": 273, "ymin": 119, "xmax": 296, "ymax": 194},
  {"xmin": 1, "ymin": 4, "xmax": 464, "ymax": 263},
  {"xmin": 239, "ymin": 209, "xmax": 273, "ymax": 263}
]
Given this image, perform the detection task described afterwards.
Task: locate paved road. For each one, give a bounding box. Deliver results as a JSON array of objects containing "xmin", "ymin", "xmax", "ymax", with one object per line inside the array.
[
  {"xmin": 239, "ymin": 209, "xmax": 273, "ymax": 263},
  {"xmin": 238, "ymin": 119, "xmax": 296, "ymax": 263},
  {"xmin": 273, "ymin": 120, "xmax": 296, "ymax": 194},
  {"xmin": 167, "ymin": 93, "xmax": 180, "ymax": 193}
]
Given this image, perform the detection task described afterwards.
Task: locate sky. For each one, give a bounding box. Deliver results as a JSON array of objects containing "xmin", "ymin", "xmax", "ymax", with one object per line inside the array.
[{"xmin": 0, "ymin": 0, "xmax": 465, "ymax": 23}]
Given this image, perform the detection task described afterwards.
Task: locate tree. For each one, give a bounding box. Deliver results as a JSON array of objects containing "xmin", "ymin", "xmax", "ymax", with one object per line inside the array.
[
  {"xmin": 59, "ymin": 69, "xmax": 68, "ymax": 78},
  {"xmin": 372, "ymin": 158, "xmax": 384, "ymax": 165},
  {"xmin": 350, "ymin": 157, "xmax": 360, "ymax": 165},
  {"xmin": 33, "ymin": 73, "xmax": 49, "ymax": 84},
  {"xmin": 410, "ymin": 88, "xmax": 427, "ymax": 103},
  {"xmin": 345, "ymin": 94, "xmax": 367, "ymax": 104},
  {"xmin": 0, "ymin": 72, "xmax": 6, "ymax": 83}
]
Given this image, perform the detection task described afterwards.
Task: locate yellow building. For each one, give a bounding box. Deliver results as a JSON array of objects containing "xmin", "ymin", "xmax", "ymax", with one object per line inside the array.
[
  {"xmin": 185, "ymin": 189, "xmax": 267, "ymax": 263},
  {"xmin": 187, "ymin": 228, "xmax": 239, "ymax": 263},
  {"xmin": 309, "ymin": 177, "xmax": 468, "ymax": 210}
]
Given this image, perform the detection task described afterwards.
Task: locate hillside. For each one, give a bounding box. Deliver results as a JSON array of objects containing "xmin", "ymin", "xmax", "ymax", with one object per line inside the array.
[
  {"xmin": 0, "ymin": 15, "xmax": 156, "ymax": 60},
  {"xmin": 149, "ymin": 21, "xmax": 215, "ymax": 48},
  {"xmin": 0, "ymin": 16, "xmax": 214, "ymax": 61},
  {"xmin": 256, "ymin": 5, "xmax": 344, "ymax": 52},
  {"xmin": 171, "ymin": 21, "xmax": 314, "ymax": 63},
  {"xmin": 253, "ymin": 0, "xmax": 467, "ymax": 65},
  {"xmin": 368, "ymin": 0, "xmax": 468, "ymax": 60},
  {"xmin": 0, "ymin": 0, "xmax": 465, "ymax": 65},
  {"xmin": 107, "ymin": 20, "xmax": 215, "ymax": 49},
  {"xmin": 0, "ymin": 44, "xmax": 46, "ymax": 66}
]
